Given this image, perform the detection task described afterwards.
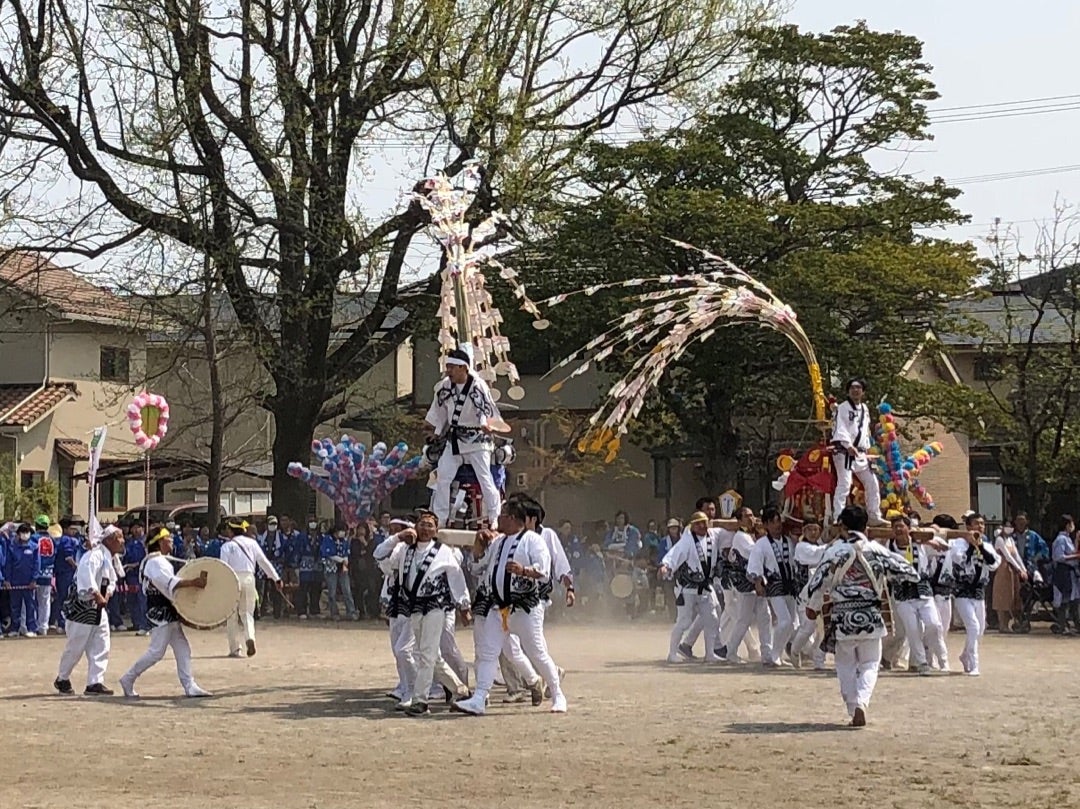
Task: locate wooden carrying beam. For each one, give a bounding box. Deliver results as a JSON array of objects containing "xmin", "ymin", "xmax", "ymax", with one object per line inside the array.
[{"xmin": 438, "ymin": 528, "xmax": 476, "ymax": 547}]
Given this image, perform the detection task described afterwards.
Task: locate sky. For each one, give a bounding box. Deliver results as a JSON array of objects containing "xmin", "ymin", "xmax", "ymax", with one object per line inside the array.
[
  {"xmin": 10, "ymin": 0, "xmax": 1079, "ymax": 280},
  {"xmin": 788, "ymin": 0, "xmax": 1080, "ymax": 254}
]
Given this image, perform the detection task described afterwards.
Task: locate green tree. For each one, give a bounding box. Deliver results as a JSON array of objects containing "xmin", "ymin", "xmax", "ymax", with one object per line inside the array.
[
  {"xmin": 0, "ymin": 0, "xmax": 772, "ymax": 518},
  {"xmin": 505, "ymin": 22, "xmax": 982, "ymax": 493}
]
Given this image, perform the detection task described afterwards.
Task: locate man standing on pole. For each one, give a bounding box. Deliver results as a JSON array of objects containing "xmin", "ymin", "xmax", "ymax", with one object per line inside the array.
[{"xmin": 426, "ymin": 348, "xmax": 506, "ymax": 528}]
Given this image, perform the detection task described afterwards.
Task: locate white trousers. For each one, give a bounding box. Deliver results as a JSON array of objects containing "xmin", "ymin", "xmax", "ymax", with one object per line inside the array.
[
  {"xmin": 441, "ymin": 610, "xmax": 469, "ymax": 685},
  {"xmin": 500, "ymin": 631, "xmax": 540, "ymax": 693},
  {"xmin": 924, "ymin": 596, "xmax": 950, "ymax": 665},
  {"xmin": 834, "ymin": 637, "xmax": 881, "ymax": 717},
  {"xmin": 790, "ymin": 608, "xmax": 826, "ymax": 667},
  {"xmin": 431, "ymin": 446, "xmax": 501, "ymax": 526},
  {"xmin": 125, "ymin": 622, "xmax": 195, "ymax": 691},
  {"xmin": 764, "ymin": 595, "xmax": 796, "ymax": 665},
  {"xmin": 725, "ymin": 591, "xmax": 773, "ymax": 663},
  {"xmin": 409, "ymin": 610, "xmax": 465, "ymax": 703},
  {"xmin": 686, "ymin": 589, "xmax": 760, "ymax": 658},
  {"xmin": 669, "ymin": 591, "xmax": 720, "ymax": 660},
  {"xmin": 57, "ymin": 612, "xmax": 110, "ymax": 687},
  {"xmin": 37, "ymin": 583, "xmax": 53, "ymax": 629},
  {"xmin": 833, "ymin": 454, "xmax": 882, "ymax": 520},
  {"xmin": 474, "ymin": 609, "xmax": 562, "ymax": 703},
  {"xmin": 894, "ymin": 598, "xmax": 947, "ymax": 668},
  {"xmin": 227, "ymin": 572, "xmax": 258, "ymax": 654},
  {"xmin": 389, "ymin": 615, "xmax": 416, "ymax": 694},
  {"xmin": 882, "ymin": 610, "xmax": 909, "ymax": 669},
  {"xmin": 954, "ymin": 597, "xmax": 986, "ymax": 672}
]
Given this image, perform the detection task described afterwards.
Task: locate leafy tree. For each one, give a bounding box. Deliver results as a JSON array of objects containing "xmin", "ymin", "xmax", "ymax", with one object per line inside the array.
[
  {"xmin": 0, "ymin": 0, "xmax": 771, "ymax": 517},
  {"xmin": 505, "ymin": 22, "xmax": 982, "ymax": 494}
]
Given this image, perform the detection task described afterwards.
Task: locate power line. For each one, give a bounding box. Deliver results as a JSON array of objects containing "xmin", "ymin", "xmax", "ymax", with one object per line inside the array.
[
  {"xmin": 929, "ymin": 93, "xmax": 1080, "ymax": 114},
  {"xmin": 950, "ymin": 164, "xmax": 1080, "ymax": 185}
]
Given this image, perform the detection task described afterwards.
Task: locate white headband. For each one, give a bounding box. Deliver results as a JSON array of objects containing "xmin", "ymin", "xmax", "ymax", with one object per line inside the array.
[{"xmin": 445, "ymin": 357, "xmax": 469, "ymax": 367}]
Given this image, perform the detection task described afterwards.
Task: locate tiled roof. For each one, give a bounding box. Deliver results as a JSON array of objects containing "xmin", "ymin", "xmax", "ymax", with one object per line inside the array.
[
  {"xmin": 0, "ymin": 383, "xmax": 78, "ymax": 428},
  {"xmin": 0, "ymin": 251, "xmax": 135, "ymax": 323},
  {"xmin": 54, "ymin": 438, "xmax": 90, "ymax": 461}
]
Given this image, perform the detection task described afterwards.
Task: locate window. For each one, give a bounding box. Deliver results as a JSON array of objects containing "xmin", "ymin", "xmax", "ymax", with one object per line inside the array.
[
  {"xmin": 97, "ymin": 480, "xmax": 128, "ymax": 509},
  {"xmin": 100, "ymin": 346, "xmax": 131, "ymax": 383},
  {"xmin": 20, "ymin": 470, "xmax": 44, "ymax": 489}
]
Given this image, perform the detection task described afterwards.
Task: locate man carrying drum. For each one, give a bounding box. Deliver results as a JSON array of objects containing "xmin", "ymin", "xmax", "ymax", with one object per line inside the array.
[{"xmin": 119, "ymin": 528, "xmax": 213, "ymax": 699}]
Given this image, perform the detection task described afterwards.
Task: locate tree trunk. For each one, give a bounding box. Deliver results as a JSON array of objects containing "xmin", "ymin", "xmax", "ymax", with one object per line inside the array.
[
  {"xmin": 270, "ymin": 397, "xmax": 320, "ymax": 522},
  {"xmin": 203, "ymin": 277, "xmax": 225, "ymax": 527}
]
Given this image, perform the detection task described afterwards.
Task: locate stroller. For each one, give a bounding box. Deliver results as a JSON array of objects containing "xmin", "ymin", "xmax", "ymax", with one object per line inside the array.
[{"xmin": 1016, "ymin": 559, "xmax": 1055, "ymax": 633}]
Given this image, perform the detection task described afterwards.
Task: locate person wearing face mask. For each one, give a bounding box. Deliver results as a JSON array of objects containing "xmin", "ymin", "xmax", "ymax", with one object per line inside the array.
[
  {"xmin": 220, "ymin": 520, "xmax": 282, "ymax": 657},
  {"xmin": 297, "ymin": 519, "xmax": 322, "ymax": 619},
  {"xmin": 992, "ymin": 519, "xmax": 1027, "ymax": 633},
  {"xmin": 4, "ymin": 523, "xmax": 41, "ymax": 637},
  {"xmin": 320, "ymin": 524, "xmax": 358, "ymax": 621}
]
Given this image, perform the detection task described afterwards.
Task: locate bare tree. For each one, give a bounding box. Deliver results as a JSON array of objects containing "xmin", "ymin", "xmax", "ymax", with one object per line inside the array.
[
  {"xmin": 979, "ymin": 202, "xmax": 1080, "ymax": 518},
  {"xmin": 0, "ymin": 0, "xmax": 773, "ymax": 517}
]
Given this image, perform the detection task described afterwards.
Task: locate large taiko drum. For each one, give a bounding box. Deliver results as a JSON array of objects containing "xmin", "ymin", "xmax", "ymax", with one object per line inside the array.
[{"xmin": 173, "ymin": 557, "xmax": 240, "ymax": 630}]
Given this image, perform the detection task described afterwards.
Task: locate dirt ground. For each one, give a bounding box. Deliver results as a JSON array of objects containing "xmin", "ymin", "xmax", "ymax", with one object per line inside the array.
[{"xmin": 0, "ymin": 618, "xmax": 1077, "ymax": 809}]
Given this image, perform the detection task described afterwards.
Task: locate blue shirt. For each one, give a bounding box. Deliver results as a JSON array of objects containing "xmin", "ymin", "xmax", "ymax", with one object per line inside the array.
[
  {"xmin": 564, "ymin": 535, "xmax": 586, "ymax": 574},
  {"xmin": 1021, "ymin": 529, "xmax": 1050, "ymax": 566},
  {"xmin": 33, "ymin": 531, "xmax": 55, "ymax": 584},
  {"xmin": 204, "ymin": 537, "xmax": 224, "ymax": 559},
  {"xmin": 172, "ymin": 533, "xmax": 185, "ymax": 558},
  {"xmin": 5, "ymin": 539, "xmax": 40, "ymax": 585},
  {"xmin": 320, "ymin": 534, "xmax": 349, "ymax": 560},
  {"xmin": 298, "ymin": 533, "xmax": 319, "ymax": 579},
  {"xmin": 605, "ymin": 525, "xmax": 642, "ymax": 557},
  {"xmin": 283, "ymin": 532, "xmax": 305, "ymax": 568},
  {"xmin": 54, "ymin": 535, "xmax": 79, "ymax": 582},
  {"xmin": 123, "ymin": 538, "xmax": 148, "ymax": 585}
]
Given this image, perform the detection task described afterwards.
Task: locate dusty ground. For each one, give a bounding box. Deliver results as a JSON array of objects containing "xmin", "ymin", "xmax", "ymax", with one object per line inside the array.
[{"xmin": 0, "ymin": 619, "xmax": 1077, "ymax": 809}]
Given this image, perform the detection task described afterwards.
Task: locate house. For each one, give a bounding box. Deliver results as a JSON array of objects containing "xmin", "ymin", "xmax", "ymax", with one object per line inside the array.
[
  {"xmin": 931, "ymin": 268, "xmax": 1080, "ymax": 523},
  {"xmin": 137, "ymin": 292, "xmax": 417, "ymax": 520},
  {"xmin": 0, "ymin": 252, "xmax": 150, "ymax": 520}
]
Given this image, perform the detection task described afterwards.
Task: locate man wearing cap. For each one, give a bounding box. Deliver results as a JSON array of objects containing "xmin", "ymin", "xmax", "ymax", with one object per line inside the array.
[
  {"xmin": 425, "ymin": 348, "xmax": 505, "ymax": 528},
  {"xmin": 832, "ymin": 378, "xmax": 885, "ymax": 526},
  {"xmin": 659, "ymin": 511, "xmax": 722, "ymax": 664},
  {"xmin": 221, "ymin": 519, "xmax": 282, "ymax": 657},
  {"xmin": 54, "ymin": 525, "xmax": 125, "ymax": 696},
  {"xmin": 258, "ymin": 516, "xmax": 288, "ymax": 618},
  {"xmin": 803, "ymin": 505, "xmax": 919, "ymax": 727},
  {"xmin": 121, "ymin": 523, "xmax": 150, "ymax": 636},
  {"xmin": 53, "ymin": 518, "xmax": 84, "ymax": 635},
  {"xmin": 118, "ymin": 528, "xmax": 212, "ymax": 698},
  {"xmin": 374, "ymin": 517, "xmax": 419, "ymax": 702},
  {"xmin": 5, "ymin": 523, "xmax": 41, "ymax": 636}
]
